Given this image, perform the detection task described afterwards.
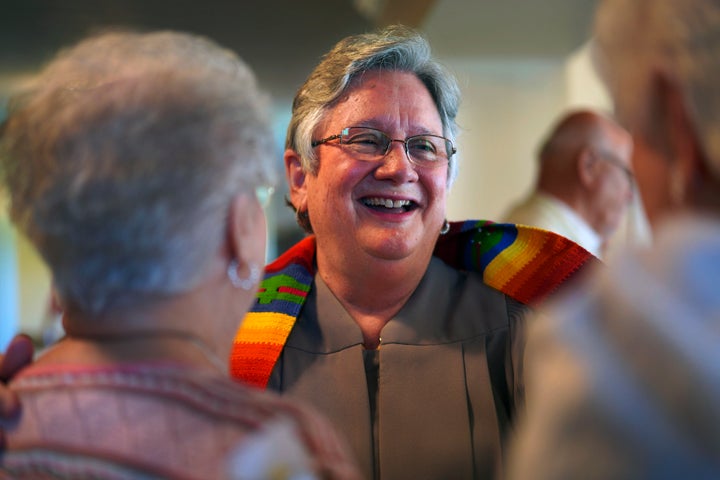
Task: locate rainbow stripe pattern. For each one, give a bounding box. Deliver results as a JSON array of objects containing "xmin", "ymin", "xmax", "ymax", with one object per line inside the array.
[
  {"xmin": 231, "ymin": 220, "xmax": 597, "ymax": 388},
  {"xmin": 229, "ymin": 236, "xmax": 315, "ymax": 387},
  {"xmin": 434, "ymin": 220, "xmax": 597, "ymax": 305}
]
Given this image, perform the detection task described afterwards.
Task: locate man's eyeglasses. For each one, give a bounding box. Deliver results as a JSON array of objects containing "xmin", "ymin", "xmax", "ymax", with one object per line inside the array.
[
  {"xmin": 311, "ymin": 126, "xmax": 456, "ymax": 167},
  {"xmin": 593, "ymin": 149, "xmax": 635, "ymax": 189}
]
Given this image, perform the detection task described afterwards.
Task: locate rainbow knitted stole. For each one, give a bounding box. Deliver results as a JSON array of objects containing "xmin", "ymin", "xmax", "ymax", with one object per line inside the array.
[{"xmin": 230, "ymin": 220, "xmax": 598, "ymax": 388}]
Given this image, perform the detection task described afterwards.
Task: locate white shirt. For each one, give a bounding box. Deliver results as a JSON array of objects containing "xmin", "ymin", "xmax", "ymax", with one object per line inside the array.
[{"xmin": 503, "ymin": 192, "xmax": 602, "ymax": 258}]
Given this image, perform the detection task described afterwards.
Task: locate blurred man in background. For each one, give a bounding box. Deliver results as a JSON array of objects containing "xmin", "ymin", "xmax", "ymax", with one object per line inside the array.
[{"xmin": 504, "ymin": 109, "xmax": 634, "ymax": 258}]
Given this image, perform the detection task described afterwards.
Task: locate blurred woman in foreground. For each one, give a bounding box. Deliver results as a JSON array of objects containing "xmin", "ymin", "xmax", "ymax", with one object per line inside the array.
[
  {"xmin": 0, "ymin": 30, "xmax": 359, "ymax": 479},
  {"xmin": 509, "ymin": 0, "xmax": 720, "ymax": 477}
]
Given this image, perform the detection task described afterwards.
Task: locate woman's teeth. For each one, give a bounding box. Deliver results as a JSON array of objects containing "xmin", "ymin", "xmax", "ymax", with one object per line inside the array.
[{"xmin": 363, "ymin": 198, "xmax": 412, "ymax": 209}]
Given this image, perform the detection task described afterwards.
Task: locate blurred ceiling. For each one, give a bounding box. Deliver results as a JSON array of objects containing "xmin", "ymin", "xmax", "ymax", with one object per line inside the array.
[
  {"xmin": 424, "ymin": 0, "xmax": 597, "ymax": 58},
  {"xmin": 0, "ymin": 0, "xmax": 598, "ymax": 99}
]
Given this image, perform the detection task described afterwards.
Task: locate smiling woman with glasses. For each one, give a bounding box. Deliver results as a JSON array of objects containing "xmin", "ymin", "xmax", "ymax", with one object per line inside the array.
[{"xmin": 228, "ymin": 25, "xmax": 596, "ymax": 480}]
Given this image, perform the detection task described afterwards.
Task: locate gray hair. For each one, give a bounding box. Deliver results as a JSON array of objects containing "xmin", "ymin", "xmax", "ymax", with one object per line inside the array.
[
  {"xmin": 287, "ymin": 24, "xmax": 461, "ymax": 185},
  {"xmin": 0, "ymin": 30, "xmax": 275, "ymax": 314},
  {"xmin": 593, "ymin": 0, "xmax": 720, "ymax": 178}
]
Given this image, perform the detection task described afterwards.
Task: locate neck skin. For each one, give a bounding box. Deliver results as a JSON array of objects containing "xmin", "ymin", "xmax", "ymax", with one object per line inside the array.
[
  {"xmin": 315, "ymin": 242, "xmax": 432, "ymax": 350},
  {"xmin": 39, "ymin": 270, "xmax": 245, "ymax": 374}
]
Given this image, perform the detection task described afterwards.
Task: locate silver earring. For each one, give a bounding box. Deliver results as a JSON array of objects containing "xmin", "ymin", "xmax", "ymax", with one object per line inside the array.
[
  {"xmin": 440, "ymin": 219, "xmax": 450, "ymax": 235},
  {"xmin": 227, "ymin": 260, "xmax": 261, "ymax": 290}
]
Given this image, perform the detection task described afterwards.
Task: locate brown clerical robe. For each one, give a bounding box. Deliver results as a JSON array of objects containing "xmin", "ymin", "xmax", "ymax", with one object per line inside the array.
[{"xmin": 268, "ymin": 257, "xmax": 527, "ymax": 479}]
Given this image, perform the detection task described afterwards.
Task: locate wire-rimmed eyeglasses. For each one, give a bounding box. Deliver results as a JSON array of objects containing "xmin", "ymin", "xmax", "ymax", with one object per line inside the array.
[
  {"xmin": 311, "ymin": 126, "xmax": 456, "ymax": 167},
  {"xmin": 592, "ymin": 148, "xmax": 635, "ymax": 189}
]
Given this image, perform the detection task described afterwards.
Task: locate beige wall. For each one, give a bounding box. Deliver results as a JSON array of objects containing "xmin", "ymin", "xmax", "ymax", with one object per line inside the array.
[{"xmin": 446, "ymin": 59, "xmax": 568, "ymax": 221}]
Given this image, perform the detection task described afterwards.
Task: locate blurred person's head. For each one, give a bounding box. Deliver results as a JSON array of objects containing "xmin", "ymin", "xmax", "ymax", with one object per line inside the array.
[
  {"xmin": 536, "ymin": 109, "xmax": 634, "ymax": 240},
  {"xmin": 284, "ymin": 25, "xmax": 460, "ymax": 236},
  {"xmin": 594, "ymin": 0, "xmax": 720, "ymax": 228},
  {"xmin": 0, "ymin": 31, "xmax": 274, "ymax": 327}
]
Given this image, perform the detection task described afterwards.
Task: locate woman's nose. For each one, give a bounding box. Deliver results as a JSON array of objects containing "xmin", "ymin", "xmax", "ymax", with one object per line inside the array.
[{"xmin": 375, "ymin": 141, "xmax": 419, "ymax": 183}]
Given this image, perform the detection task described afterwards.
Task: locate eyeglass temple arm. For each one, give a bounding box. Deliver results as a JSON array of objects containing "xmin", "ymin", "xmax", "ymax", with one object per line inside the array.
[{"xmin": 311, "ymin": 134, "xmax": 342, "ymax": 147}]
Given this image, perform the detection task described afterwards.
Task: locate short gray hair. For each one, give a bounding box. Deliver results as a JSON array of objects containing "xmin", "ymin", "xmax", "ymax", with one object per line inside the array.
[
  {"xmin": 0, "ymin": 30, "xmax": 274, "ymax": 313},
  {"xmin": 594, "ymin": 0, "xmax": 720, "ymax": 178},
  {"xmin": 287, "ymin": 24, "xmax": 461, "ymax": 185}
]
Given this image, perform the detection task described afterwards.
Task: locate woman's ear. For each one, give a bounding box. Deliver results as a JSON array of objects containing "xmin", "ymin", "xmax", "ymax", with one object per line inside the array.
[
  {"xmin": 225, "ymin": 192, "xmax": 265, "ymax": 271},
  {"xmin": 285, "ymin": 149, "xmax": 308, "ymax": 212}
]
